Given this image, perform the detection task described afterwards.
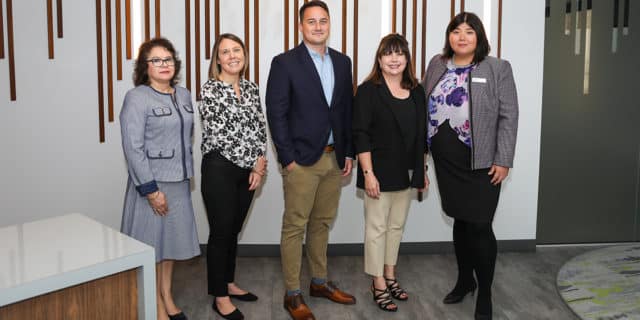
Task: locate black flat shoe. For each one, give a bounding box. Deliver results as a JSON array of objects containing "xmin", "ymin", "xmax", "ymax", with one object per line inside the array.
[
  {"xmin": 212, "ymin": 301, "xmax": 244, "ymax": 320},
  {"xmin": 443, "ymin": 281, "xmax": 477, "ymax": 304},
  {"xmin": 474, "ymin": 295, "xmax": 492, "ymax": 320},
  {"xmin": 168, "ymin": 311, "xmax": 187, "ymax": 320},
  {"xmin": 230, "ymin": 292, "xmax": 258, "ymax": 302}
]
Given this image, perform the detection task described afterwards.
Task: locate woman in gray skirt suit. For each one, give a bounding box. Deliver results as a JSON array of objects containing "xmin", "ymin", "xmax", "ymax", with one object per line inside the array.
[{"xmin": 120, "ymin": 38, "xmax": 200, "ymax": 320}]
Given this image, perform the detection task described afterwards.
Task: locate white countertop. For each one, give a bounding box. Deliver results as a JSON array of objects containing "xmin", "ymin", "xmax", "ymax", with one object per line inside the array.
[{"xmin": 0, "ymin": 213, "xmax": 155, "ymax": 307}]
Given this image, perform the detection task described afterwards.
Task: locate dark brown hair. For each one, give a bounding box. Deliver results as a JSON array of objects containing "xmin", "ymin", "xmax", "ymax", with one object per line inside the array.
[
  {"xmin": 364, "ymin": 33, "xmax": 418, "ymax": 90},
  {"xmin": 133, "ymin": 38, "xmax": 181, "ymax": 86},
  {"xmin": 208, "ymin": 33, "xmax": 248, "ymax": 80},
  {"xmin": 299, "ymin": 0, "xmax": 330, "ymax": 21},
  {"xmin": 442, "ymin": 12, "xmax": 490, "ymax": 63}
]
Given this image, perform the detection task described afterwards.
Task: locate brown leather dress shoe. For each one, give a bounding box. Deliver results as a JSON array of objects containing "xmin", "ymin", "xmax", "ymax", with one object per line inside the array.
[
  {"xmin": 309, "ymin": 281, "xmax": 356, "ymax": 305},
  {"xmin": 283, "ymin": 293, "xmax": 316, "ymax": 320}
]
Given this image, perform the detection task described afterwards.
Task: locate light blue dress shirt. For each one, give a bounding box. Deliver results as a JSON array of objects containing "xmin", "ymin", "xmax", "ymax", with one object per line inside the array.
[{"xmin": 305, "ymin": 44, "xmax": 335, "ymax": 145}]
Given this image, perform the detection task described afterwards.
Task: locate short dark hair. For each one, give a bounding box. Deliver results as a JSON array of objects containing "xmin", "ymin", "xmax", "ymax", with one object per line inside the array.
[
  {"xmin": 299, "ymin": 0, "xmax": 330, "ymax": 21},
  {"xmin": 364, "ymin": 33, "xmax": 418, "ymax": 90},
  {"xmin": 442, "ymin": 12, "xmax": 490, "ymax": 63},
  {"xmin": 133, "ymin": 38, "xmax": 182, "ymax": 86},
  {"xmin": 208, "ymin": 33, "xmax": 248, "ymax": 80}
]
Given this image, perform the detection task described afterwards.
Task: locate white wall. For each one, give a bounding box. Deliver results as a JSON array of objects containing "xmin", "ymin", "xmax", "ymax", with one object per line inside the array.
[{"xmin": 0, "ymin": 0, "xmax": 543, "ymax": 244}]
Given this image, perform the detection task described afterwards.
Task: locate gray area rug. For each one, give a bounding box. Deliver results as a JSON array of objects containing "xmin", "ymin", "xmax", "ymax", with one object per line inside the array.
[{"xmin": 557, "ymin": 244, "xmax": 640, "ymax": 320}]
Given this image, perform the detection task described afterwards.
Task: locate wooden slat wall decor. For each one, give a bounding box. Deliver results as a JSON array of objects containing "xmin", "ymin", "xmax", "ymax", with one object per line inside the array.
[
  {"xmin": 353, "ymin": 0, "xmax": 358, "ymax": 91},
  {"xmin": 254, "ymin": 0, "xmax": 259, "ymax": 84},
  {"xmin": 195, "ymin": 0, "xmax": 201, "ymax": 99},
  {"xmin": 392, "ymin": 0, "xmax": 396, "ymax": 33},
  {"xmin": 106, "ymin": 0, "xmax": 114, "ymax": 122},
  {"xmin": 155, "ymin": 0, "xmax": 160, "ymax": 37},
  {"xmin": 341, "ymin": 0, "xmax": 346, "ymax": 53},
  {"xmin": 0, "ymin": 0, "xmax": 4, "ymax": 59},
  {"xmin": 498, "ymin": 0, "xmax": 502, "ymax": 58},
  {"xmin": 461, "ymin": 0, "xmax": 465, "ymax": 12},
  {"xmin": 47, "ymin": 0, "xmax": 54, "ymax": 59},
  {"xmin": 421, "ymin": 0, "xmax": 426, "ymax": 79},
  {"xmin": 450, "ymin": 0, "xmax": 455, "ymax": 19},
  {"xmin": 294, "ymin": 0, "xmax": 299, "ymax": 45},
  {"xmin": 244, "ymin": 0, "xmax": 250, "ymax": 80},
  {"xmin": 402, "ymin": 0, "xmax": 407, "ymax": 35},
  {"xmin": 95, "ymin": 0, "xmax": 105, "ymax": 142},
  {"xmin": 284, "ymin": 0, "xmax": 289, "ymax": 51},
  {"xmin": 185, "ymin": 0, "xmax": 191, "ymax": 91},
  {"xmin": 6, "ymin": 0, "xmax": 15, "ymax": 101},
  {"xmin": 56, "ymin": 0, "xmax": 63, "ymax": 38},
  {"xmin": 214, "ymin": 0, "xmax": 219, "ymax": 41},
  {"xmin": 125, "ymin": 0, "xmax": 131, "ymax": 59},
  {"xmin": 204, "ymin": 0, "xmax": 210, "ymax": 59},
  {"xmin": 411, "ymin": 0, "xmax": 416, "ymax": 74},
  {"xmin": 144, "ymin": 0, "xmax": 150, "ymax": 40},
  {"xmin": 116, "ymin": 0, "xmax": 123, "ymax": 80}
]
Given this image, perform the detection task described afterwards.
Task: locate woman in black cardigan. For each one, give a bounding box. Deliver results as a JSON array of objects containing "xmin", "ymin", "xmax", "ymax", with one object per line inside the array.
[{"xmin": 353, "ymin": 33, "xmax": 428, "ymax": 312}]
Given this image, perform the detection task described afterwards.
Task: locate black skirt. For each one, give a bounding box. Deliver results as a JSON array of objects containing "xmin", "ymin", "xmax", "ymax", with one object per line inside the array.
[{"xmin": 430, "ymin": 121, "xmax": 500, "ymax": 223}]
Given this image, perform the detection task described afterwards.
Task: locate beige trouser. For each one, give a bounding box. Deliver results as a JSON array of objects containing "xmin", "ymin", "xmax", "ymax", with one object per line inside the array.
[
  {"xmin": 280, "ymin": 152, "xmax": 343, "ymax": 291},
  {"xmin": 364, "ymin": 188, "xmax": 412, "ymax": 277}
]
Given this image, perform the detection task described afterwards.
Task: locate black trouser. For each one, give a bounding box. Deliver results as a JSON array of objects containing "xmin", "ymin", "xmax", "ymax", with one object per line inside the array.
[
  {"xmin": 201, "ymin": 151, "xmax": 255, "ymax": 297},
  {"xmin": 452, "ymin": 219, "xmax": 497, "ymax": 298}
]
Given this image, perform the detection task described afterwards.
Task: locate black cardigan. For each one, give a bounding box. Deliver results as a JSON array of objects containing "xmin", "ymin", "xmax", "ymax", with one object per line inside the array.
[{"xmin": 352, "ymin": 80, "xmax": 427, "ymax": 191}]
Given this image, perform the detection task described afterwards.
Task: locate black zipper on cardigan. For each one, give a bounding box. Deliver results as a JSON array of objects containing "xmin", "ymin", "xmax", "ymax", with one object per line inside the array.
[{"xmin": 171, "ymin": 93, "xmax": 188, "ymax": 180}]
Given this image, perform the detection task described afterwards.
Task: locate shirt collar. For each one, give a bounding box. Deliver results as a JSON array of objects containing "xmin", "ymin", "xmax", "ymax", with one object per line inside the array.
[{"xmin": 304, "ymin": 43, "xmax": 329, "ymax": 59}]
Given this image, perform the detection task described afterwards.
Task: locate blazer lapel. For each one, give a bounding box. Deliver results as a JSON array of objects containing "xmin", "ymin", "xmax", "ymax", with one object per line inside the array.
[
  {"xmin": 296, "ymin": 44, "xmax": 330, "ymax": 107},
  {"xmin": 328, "ymin": 49, "xmax": 343, "ymax": 108}
]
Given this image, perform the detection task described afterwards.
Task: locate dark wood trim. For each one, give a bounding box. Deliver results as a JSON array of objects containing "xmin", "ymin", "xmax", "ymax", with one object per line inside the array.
[
  {"xmin": 450, "ymin": 0, "xmax": 455, "ymax": 19},
  {"xmin": 125, "ymin": 0, "xmax": 131, "ymax": 59},
  {"xmin": 411, "ymin": 0, "xmax": 416, "ymax": 74},
  {"xmin": 341, "ymin": 0, "xmax": 346, "ymax": 54},
  {"xmin": 116, "ymin": 0, "xmax": 122, "ymax": 80},
  {"xmin": 144, "ymin": 0, "xmax": 150, "ymax": 40},
  {"xmin": 498, "ymin": 0, "xmax": 502, "ymax": 58},
  {"xmin": 254, "ymin": 0, "xmax": 259, "ymax": 84},
  {"xmin": 185, "ymin": 0, "xmax": 191, "ymax": 91},
  {"xmin": 56, "ymin": 0, "xmax": 63, "ymax": 38},
  {"xmin": 353, "ymin": 0, "xmax": 358, "ymax": 91},
  {"xmin": 205, "ymin": 0, "xmax": 210, "ymax": 59},
  {"xmin": 402, "ymin": 0, "xmax": 406, "ymax": 35},
  {"xmin": 106, "ymin": 0, "xmax": 114, "ymax": 122},
  {"xmin": 460, "ymin": 0, "xmax": 464, "ymax": 12},
  {"xmin": 0, "ymin": 0, "xmax": 4, "ymax": 59},
  {"xmin": 214, "ymin": 0, "xmax": 219, "ymax": 41},
  {"xmin": 244, "ymin": 0, "xmax": 250, "ymax": 80},
  {"xmin": 391, "ymin": 0, "xmax": 396, "ymax": 33},
  {"xmin": 421, "ymin": 0, "xmax": 426, "ymax": 79},
  {"xmin": 284, "ymin": 0, "xmax": 289, "ymax": 51},
  {"xmin": 95, "ymin": 0, "xmax": 105, "ymax": 141},
  {"xmin": 293, "ymin": 0, "xmax": 299, "ymax": 46},
  {"xmin": 195, "ymin": 0, "xmax": 200, "ymax": 99},
  {"xmin": 7, "ymin": 0, "xmax": 16, "ymax": 100},
  {"xmin": 155, "ymin": 0, "xmax": 160, "ymax": 37},
  {"xmin": 47, "ymin": 0, "xmax": 54, "ymax": 59}
]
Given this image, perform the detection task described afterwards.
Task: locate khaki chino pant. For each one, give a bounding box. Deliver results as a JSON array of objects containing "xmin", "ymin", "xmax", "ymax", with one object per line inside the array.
[
  {"xmin": 280, "ymin": 152, "xmax": 343, "ymax": 291},
  {"xmin": 364, "ymin": 188, "xmax": 412, "ymax": 277}
]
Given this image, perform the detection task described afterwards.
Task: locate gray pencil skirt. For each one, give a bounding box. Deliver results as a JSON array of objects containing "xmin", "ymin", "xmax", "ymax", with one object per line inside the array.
[{"xmin": 121, "ymin": 178, "xmax": 201, "ymax": 262}]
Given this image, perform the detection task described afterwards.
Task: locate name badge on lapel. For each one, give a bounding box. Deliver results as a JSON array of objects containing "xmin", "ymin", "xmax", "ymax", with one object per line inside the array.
[{"xmin": 472, "ymin": 77, "xmax": 487, "ymax": 83}]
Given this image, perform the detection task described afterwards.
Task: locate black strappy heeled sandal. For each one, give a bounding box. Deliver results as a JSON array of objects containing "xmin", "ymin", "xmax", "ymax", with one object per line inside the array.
[
  {"xmin": 385, "ymin": 278, "xmax": 409, "ymax": 301},
  {"xmin": 371, "ymin": 282, "xmax": 398, "ymax": 312}
]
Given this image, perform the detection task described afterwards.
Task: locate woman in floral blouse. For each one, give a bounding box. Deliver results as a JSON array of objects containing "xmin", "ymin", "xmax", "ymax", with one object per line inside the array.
[
  {"xmin": 422, "ymin": 12, "xmax": 518, "ymax": 320},
  {"xmin": 199, "ymin": 33, "xmax": 267, "ymax": 320}
]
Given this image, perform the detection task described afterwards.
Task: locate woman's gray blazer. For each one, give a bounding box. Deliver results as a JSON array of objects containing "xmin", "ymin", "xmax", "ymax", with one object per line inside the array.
[
  {"xmin": 120, "ymin": 85, "xmax": 195, "ymax": 196},
  {"xmin": 422, "ymin": 54, "xmax": 518, "ymax": 169}
]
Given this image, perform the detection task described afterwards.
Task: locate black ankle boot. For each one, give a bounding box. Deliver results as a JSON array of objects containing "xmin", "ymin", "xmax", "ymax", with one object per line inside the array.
[
  {"xmin": 442, "ymin": 280, "xmax": 477, "ymax": 304},
  {"xmin": 474, "ymin": 294, "xmax": 492, "ymax": 320}
]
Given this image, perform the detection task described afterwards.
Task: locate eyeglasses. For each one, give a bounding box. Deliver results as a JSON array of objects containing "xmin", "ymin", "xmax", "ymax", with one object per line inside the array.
[{"xmin": 147, "ymin": 57, "xmax": 175, "ymax": 67}]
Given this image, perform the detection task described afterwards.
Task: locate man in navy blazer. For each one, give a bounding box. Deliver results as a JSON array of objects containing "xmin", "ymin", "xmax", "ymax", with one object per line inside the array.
[{"xmin": 266, "ymin": 1, "xmax": 355, "ymax": 319}]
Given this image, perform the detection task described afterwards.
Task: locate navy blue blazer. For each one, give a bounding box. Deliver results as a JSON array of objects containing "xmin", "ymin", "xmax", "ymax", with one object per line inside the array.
[{"xmin": 266, "ymin": 43, "xmax": 354, "ymax": 169}]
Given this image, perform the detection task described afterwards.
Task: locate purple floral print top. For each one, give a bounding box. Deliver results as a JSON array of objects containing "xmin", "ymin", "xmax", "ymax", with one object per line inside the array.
[{"xmin": 427, "ymin": 60, "xmax": 475, "ymax": 148}]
